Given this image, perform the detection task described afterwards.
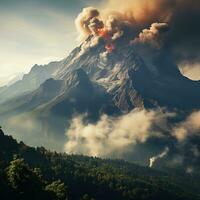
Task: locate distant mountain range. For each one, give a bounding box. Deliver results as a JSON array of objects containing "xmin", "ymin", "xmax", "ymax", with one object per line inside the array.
[{"xmin": 0, "ymin": 61, "xmax": 63, "ymax": 104}]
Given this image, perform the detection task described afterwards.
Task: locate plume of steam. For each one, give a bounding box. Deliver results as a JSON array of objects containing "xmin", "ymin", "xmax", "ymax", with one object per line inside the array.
[
  {"xmin": 64, "ymin": 109, "xmax": 172, "ymax": 157},
  {"xmin": 173, "ymin": 111, "xmax": 200, "ymax": 142},
  {"xmin": 149, "ymin": 147, "xmax": 169, "ymax": 168}
]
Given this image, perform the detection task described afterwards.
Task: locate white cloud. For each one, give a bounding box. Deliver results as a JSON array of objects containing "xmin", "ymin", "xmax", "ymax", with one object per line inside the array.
[
  {"xmin": 179, "ymin": 63, "xmax": 200, "ymax": 81},
  {"xmin": 173, "ymin": 111, "xmax": 200, "ymax": 142},
  {"xmin": 64, "ymin": 109, "xmax": 171, "ymax": 157}
]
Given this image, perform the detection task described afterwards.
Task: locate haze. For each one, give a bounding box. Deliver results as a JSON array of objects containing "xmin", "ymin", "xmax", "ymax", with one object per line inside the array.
[{"xmin": 0, "ymin": 0, "xmax": 103, "ymax": 86}]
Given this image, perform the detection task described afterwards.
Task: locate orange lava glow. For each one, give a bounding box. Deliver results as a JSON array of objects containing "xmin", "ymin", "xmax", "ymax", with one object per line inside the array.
[
  {"xmin": 96, "ymin": 28, "xmax": 115, "ymax": 53},
  {"xmin": 105, "ymin": 43, "xmax": 115, "ymax": 53},
  {"xmin": 96, "ymin": 28, "xmax": 109, "ymax": 38}
]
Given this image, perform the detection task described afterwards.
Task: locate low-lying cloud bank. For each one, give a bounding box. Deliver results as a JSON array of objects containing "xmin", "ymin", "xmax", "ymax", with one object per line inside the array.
[
  {"xmin": 64, "ymin": 109, "xmax": 171, "ymax": 157},
  {"xmin": 64, "ymin": 109, "xmax": 200, "ymax": 167}
]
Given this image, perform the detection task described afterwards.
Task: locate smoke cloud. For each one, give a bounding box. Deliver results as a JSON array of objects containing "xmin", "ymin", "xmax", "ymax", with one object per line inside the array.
[
  {"xmin": 104, "ymin": 0, "xmax": 173, "ymax": 26},
  {"xmin": 133, "ymin": 22, "xmax": 169, "ymax": 48},
  {"xmin": 75, "ymin": 8, "xmax": 129, "ymax": 53},
  {"xmin": 64, "ymin": 109, "xmax": 171, "ymax": 157},
  {"xmin": 105, "ymin": 0, "xmax": 200, "ymax": 63},
  {"xmin": 149, "ymin": 147, "xmax": 169, "ymax": 168},
  {"xmin": 75, "ymin": 7, "xmax": 103, "ymax": 41},
  {"xmin": 75, "ymin": 0, "xmax": 200, "ymax": 63}
]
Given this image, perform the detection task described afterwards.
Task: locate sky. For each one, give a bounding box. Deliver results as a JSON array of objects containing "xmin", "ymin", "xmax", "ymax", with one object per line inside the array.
[
  {"xmin": 0, "ymin": 0, "xmax": 103, "ymax": 86},
  {"xmin": 0, "ymin": 0, "xmax": 199, "ymax": 86}
]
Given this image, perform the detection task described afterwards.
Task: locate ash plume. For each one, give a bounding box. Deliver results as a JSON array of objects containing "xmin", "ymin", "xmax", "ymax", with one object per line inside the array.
[
  {"xmin": 133, "ymin": 23, "xmax": 169, "ymax": 48},
  {"xmin": 75, "ymin": 7, "xmax": 103, "ymax": 41},
  {"xmin": 75, "ymin": 0, "xmax": 200, "ymax": 65}
]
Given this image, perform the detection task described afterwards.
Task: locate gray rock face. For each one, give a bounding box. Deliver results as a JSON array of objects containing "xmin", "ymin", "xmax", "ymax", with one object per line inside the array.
[
  {"xmin": 54, "ymin": 41, "xmax": 200, "ymax": 112},
  {"xmin": 1, "ymin": 38, "xmax": 200, "ymax": 115}
]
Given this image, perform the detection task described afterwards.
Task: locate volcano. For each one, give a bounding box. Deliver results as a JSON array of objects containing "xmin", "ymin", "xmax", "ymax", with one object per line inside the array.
[{"xmin": 0, "ymin": 36, "xmax": 200, "ymax": 150}]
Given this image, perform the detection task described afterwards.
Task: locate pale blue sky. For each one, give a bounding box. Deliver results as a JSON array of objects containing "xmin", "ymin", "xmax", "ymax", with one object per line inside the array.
[{"xmin": 0, "ymin": 0, "xmax": 104, "ymax": 85}]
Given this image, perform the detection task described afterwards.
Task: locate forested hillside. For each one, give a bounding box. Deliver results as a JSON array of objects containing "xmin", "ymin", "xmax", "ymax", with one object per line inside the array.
[{"xmin": 0, "ymin": 128, "xmax": 199, "ymax": 200}]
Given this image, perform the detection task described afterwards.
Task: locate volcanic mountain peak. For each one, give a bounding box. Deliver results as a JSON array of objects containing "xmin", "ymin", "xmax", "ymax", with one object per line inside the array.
[
  {"xmin": 1, "ymin": 37, "xmax": 200, "ymax": 150},
  {"xmin": 57, "ymin": 39, "xmax": 142, "ymax": 81},
  {"xmin": 18, "ymin": 36, "xmax": 198, "ymax": 114},
  {"xmin": 57, "ymin": 38, "xmax": 200, "ymax": 110}
]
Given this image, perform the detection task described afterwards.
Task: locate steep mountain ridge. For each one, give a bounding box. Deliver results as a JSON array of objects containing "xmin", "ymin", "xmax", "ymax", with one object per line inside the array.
[
  {"xmin": 54, "ymin": 40, "xmax": 200, "ymax": 111},
  {"xmin": 0, "ymin": 38, "xmax": 200, "ymax": 150}
]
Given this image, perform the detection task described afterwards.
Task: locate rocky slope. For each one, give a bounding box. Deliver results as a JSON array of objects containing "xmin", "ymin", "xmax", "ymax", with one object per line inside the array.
[{"xmin": 0, "ymin": 38, "xmax": 200, "ymax": 150}]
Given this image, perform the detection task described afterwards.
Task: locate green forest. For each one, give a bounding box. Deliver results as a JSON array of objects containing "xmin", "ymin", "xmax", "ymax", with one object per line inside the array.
[{"xmin": 0, "ymin": 128, "xmax": 200, "ymax": 200}]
